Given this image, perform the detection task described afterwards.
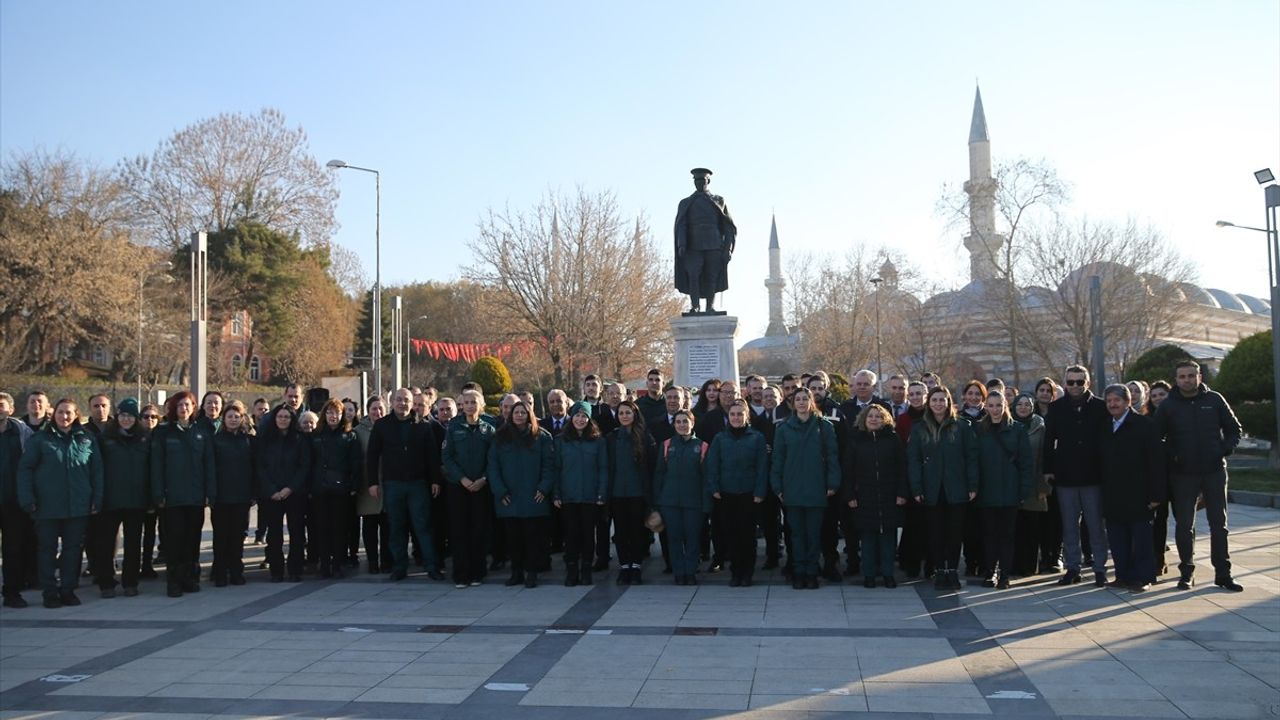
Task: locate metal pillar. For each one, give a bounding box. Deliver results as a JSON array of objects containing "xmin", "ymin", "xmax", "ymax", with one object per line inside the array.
[
  {"xmin": 1089, "ymin": 275, "xmax": 1106, "ymax": 387},
  {"xmin": 1265, "ymin": 184, "xmax": 1279, "ymax": 464},
  {"xmin": 391, "ymin": 294, "xmax": 403, "ymax": 391},
  {"xmin": 190, "ymin": 231, "xmax": 208, "ymax": 401}
]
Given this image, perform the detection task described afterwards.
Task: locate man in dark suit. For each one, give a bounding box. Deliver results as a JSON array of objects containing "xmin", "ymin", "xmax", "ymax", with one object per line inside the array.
[
  {"xmin": 1099, "ymin": 384, "xmax": 1166, "ymax": 593},
  {"xmin": 542, "ymin": 390, "xmax": 570, "ymax": 436},
  {"xmin": 594, "ymin": 383, "xmax": 623, "ymax": 435},
  {"xmin": 837, "ymin": 369, "xmax": 893, "ymax": 421}
]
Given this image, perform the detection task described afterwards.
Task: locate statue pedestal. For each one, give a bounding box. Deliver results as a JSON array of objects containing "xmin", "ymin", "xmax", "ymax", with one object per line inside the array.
[{"xmin": 671, "ymin": 315, "xmax": 740, "ymax": 389}]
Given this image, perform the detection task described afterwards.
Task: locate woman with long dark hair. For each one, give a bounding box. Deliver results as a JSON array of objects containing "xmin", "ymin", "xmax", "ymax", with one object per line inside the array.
[
  {"xmin": 256, "ymin": 405, "xmax": 310, "ymax": 582},
  {"xmin": 1011, "ymin": 393, "xmax": 1051, "ymax": 577},
  {"xmin": 606, "ymin": 400, "xmax": 656, "ymax": 585},
  {"xmin": 770, "ymin": 387, "xmax": 840, "ymax": 590},
  {"xmin": 488, "ymin": 400, "xmax": 554, "ymax": 588},
  {"xmin": 150, "ymin": 391, "xmax": 215, "ymax": 597},
  {"xmin": 907, "ymin": 387, "xmax": 978, "ymax": 591},
  {"xmin": 211, "ymin": 400, "xmax": 254, "ymax": 586},
  {"xmin": 691, "ymin": 379, "xmax": 722, "ymax": 419},
  {"xmin": 92, "ymin": 398, "xmax": 149, "ymax": 598},
  {"xmin": 554, "ymin": 401, "xmax": 608, "ymax": 586},
  {"xmin": 311, "ymin": 399, "xmax": 362, "ymax": 579},
  {"xmin": 974, "ymin": 392, "xmax": 1034, "ymax": 588}
]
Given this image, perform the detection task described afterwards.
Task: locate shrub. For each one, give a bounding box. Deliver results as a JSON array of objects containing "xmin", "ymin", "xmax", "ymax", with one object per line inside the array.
[
  {"xmin": 1215, "ymin": 331, "xmax": 1272, "ymax": 404},
  {"xmin": 1235, "ymin": 400, "xmax": 1276, "ymax": 442},
  {"xmin": 829, "ymin": 372, "xmax": 851, "ymax": 403},
  {"xmin": 470, "ymin": 356, "xmax": 513, "ymax": 396},
  {"xmin": 1126, "ymin": 345, "xmax": 1213, "ymax": 385}
]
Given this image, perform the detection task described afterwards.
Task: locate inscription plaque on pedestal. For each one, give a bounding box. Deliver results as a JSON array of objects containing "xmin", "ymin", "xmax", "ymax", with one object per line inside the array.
[{"xmin": 670, "ymin": 315, "xmax": 739, "ymax": 390}]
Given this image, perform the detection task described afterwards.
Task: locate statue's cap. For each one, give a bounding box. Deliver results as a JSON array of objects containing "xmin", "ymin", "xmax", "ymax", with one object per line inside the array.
[{"xmin": 690, "ymin": 167, "xmax": 713, "ymax": 177}]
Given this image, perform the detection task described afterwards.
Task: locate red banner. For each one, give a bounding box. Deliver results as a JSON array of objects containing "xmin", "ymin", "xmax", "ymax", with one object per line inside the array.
[{"xmin": 408, "ymin": 338, "xmax": 538, "ymax": 364}]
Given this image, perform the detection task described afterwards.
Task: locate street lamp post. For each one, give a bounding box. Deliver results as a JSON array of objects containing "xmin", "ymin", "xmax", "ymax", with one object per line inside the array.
[
  {"xmin": 137, "ymin": 261, "xmax": 172, "ymax": 402},
  {"xmin": 328, "ymin": 159, "xmax": 381, "ymax": 399},
  {"xmin": 1216, "ymin": 167, "xmax": 1280, "ymax": 465},
  {"xmin": 870, "ymin": 276, "xmax": 883, "ymax": 391}
]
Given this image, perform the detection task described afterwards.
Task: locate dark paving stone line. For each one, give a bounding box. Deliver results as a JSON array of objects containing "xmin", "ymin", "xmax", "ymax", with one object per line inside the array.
[
  {"xmin": 457, "ymin": 582, "xmax": 631, "ymax": 708},
  {"xmin": 914, "ymin": 583, "xmax": 1059, "ymax": 718}
]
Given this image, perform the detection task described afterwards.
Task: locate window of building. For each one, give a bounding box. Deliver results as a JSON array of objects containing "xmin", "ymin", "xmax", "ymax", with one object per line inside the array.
[
  {"xmin": 231, "ymin": 312, "xmax": 244, "ymax": 336},
  {"xmin": 232, "ymin": 354, "xmax": 243, "ymax": 376},
  {"xmin": 92, "ymin": 345, "xmax": 106, "ymax": 366},
  {"xmin": 249, "ymin": 355, "xmax": 261, "ymax": 381}
]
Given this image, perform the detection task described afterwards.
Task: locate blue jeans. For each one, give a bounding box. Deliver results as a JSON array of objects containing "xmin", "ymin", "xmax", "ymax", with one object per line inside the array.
[
  {"xmin": 1107, "ymin": 517, "xmax": 1155, "ymax": 585},
  {"xmin": 384, "ymin": 481, "xmax": 438, "ymax": 573},
  {"xmin": 788, "ymin": 506, "xmax": 825, "ymax": 576},
  {"xmin": 1057, "ymin": 486, "xmax": 1107, "ymax": 573},
  {"xmin": 36, "ymin": 516, "xmax": 88, "ymax": 597},
  {"xmin": 663, "ymin": 506, "xmax": 704, "ymax": 577}
]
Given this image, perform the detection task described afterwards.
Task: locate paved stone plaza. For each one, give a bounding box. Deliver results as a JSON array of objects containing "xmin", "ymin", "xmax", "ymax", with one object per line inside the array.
[{"xmin": 1, "ymin": 504, "xmax": 1277, "ymax": 720}]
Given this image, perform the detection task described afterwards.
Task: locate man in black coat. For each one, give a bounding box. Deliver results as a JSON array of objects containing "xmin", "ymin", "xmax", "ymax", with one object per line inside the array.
[
  {"xmin": 837, "ymin": 370, "xmax": 892, "ymax": 421},
  {"xmin": 1155, "ymin": 360, "xmax": 1244, "ymax": 591},
  {"xmin": 593, "ymin": 383, "xmax": 623, "ymax": 435},
  {"xmin": 1099, "ymin": 384, "xmax": 1166, "ymax": 592},
  {"xmin": 366, "ymin": 388, "xmax": 445, "ymax": 582},
  {"xmin": 1044, "ymin": 365, "xmax": 1112, "ymax": 586}
]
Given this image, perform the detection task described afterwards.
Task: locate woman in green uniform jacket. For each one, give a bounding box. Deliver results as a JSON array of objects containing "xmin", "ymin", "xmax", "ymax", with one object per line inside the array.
[
  {"xmin": 907, "ymin": 387, "xmax": 978, "ymax": 591},
  {"xmin": 149, "ymin": 391, "xmax": 215, "ymax": 598},
  {"xmin": 974, "ymin": 392, "xmax": 1034, "ymax": 589},
  {"xmin": 211, "ymin": 401, "xmax": 254, "ymax": 587},
  {"xmin": 554, "ymin": 401, "xmax": 608, "ymax": 587},
  {"xmin": 606, "ymin": 400, "xmax": 656, "ymax": 586},
  {"xmin": 488, "ymin": 400, "xmax": 555, "ymax": 588},
  {"xmin": 1012, "ymin": 393, "xmax": 1052, "ymax": 577},
  {"xmin": 443, "ymin": 389, "xmax": 497, "ymax": 588},
  {"xmin": 17, "ymin": 398, "xmax": 102, "ymax": 608},
  {"xmin": 93, "ymin": 398, "xmax": 150, "ymax": 597},
  {"xmin": 770, "ymin": 388, "xmax": 840, "ymax": 590},
  {"xmin": 654, "ymin": 409, "xmax": 709, "ymax": 586},
  {"xmin": 705, "ymin": 400, "xmax": 767, "ymax": 587}
]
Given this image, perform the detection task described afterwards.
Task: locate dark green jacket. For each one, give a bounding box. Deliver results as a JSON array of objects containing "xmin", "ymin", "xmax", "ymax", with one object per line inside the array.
[
  {"xmin": 17, "ymin": 425, "xmax": 103, "ymax": 519},
  {"xmin": 654, "ymin": 434, "xmax": 710, "ymax": 512},
  {"xmin": 554, "ymin": 435, "xmax": 608, "ymax": 504},
  {"xmin": 488, "ymin": 429, "xmax": 555, "ymax": 518},
  {"xmin": 0, "ymin": 419, "xmax": 32, "ymax": 506},
  {"xmin": 769, "ymin": 414, "xmax": 840, "ymax": 507},
  {"xmin": 706, "ymin": 427, "xmax": 768, "ymax": 498},
  {"xmin": 150, "ymin": 422, "xmax": 215, "ymax": 508},
  {"xmin": 212, "ymin": 430, "xmax": 255, "ymax": 505},
  {"xmin": 606, "ymin": 427, "xmax": 656, "ymax": 502},
  {"xmin": 255, "ymin": 430, "xmax": 310, "ymax": 498},
  {"xmin": 442, "ymin": 419, "xmax": 496, "ymax": 485},
  {"xmin": 907, "ymin": 416, "xmax": 979, "ymax": 506},
  {"xmin": 100, "ymin": 427, "xmax": 150, "ymax": 511},
  {"xmin": 310, "ymin": 427, "xmax": 362, "ymax": 496},
  {"xmin": 974, "ymin": 419, "xmax": 1035, "ymax": 508}
]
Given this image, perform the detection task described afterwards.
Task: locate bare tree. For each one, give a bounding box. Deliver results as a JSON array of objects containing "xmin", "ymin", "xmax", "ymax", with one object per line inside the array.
[
  {"xmin": 119, "ymin": 108, "xmax": 338, "ymax": 251},
  {"xmin": 467, "ymin": 188, "xmax": 683, "ymax": 388},
  {"xmin": 784, "ymin": 245, "xmax": 878, "ymax": 375}
]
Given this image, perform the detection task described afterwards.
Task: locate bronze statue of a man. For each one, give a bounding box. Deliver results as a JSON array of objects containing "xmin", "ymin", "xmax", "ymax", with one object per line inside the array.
[{"xmin": 673, "ymin": 167, "xmax": 736, "ymax": 315}]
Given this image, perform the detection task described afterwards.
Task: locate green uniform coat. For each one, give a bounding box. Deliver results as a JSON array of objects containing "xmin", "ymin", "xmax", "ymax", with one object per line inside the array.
[
  {"xmin": 487, "ymin": 429, "xmax": 555, "ymax": 518},
  {"xmin": 906, "ymin": 416, "xmax": 979, "ymax": 506},
  {"xmin": 605, "ymin": 427, "xmax": 656, "ymax": 502},
  {"xmin": 150, "ymin": 422, "xmax": 215, "ymax": 508},
  {"xmin": 99, "ymin": 427, "xmax": 151, "ymax": 511},
  {"xmin": 554, "ymin": 436, "xmax": 608, "ymax": 504},
  {"xmin": 654, "ymin": 434, "xmax": 710, "ymax": 512},
  {"xmin": 769, "ymin": 414, "xmax": 840, "ymax": 508},
  {"xmin": 974, "ymin": 419, "xmax": 1035, "ymax": 508},
  {"xmin": 17, "ymin": 425, "xmax": 103, "ymax": 519},
  {"xmin": 442, "ymin": 419, "xmax": 496, "ymax": 485},
  {"xmin": 705, "ymin": 426, "xmax": 768, "ymax": 498}
]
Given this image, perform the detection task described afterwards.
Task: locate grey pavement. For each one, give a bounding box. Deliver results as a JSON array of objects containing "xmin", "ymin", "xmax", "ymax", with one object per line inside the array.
[{"xmin": 1, "ymin": 503, "xmax": 1278, "ymax": 719}]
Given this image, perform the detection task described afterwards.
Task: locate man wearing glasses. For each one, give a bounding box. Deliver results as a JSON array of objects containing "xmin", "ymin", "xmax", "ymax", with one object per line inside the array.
[{"xmin": 1043, "ymin": 365, "xmax": 1110, "ymax": 586}]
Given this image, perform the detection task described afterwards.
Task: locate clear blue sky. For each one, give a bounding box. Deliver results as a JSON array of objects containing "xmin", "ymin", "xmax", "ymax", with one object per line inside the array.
[{"xmin": 3, "ymin": 1, "xmax": 1278, "ymax": 342}]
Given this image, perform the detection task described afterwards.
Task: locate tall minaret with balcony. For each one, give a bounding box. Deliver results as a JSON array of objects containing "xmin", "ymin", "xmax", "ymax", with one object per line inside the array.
[
  {"xmin": 764, "ymin": 214, "xmax": 788, "ymax": 337},
  {"xmin": 963, "ymin": 85, "xmax": 1005, "ymax": 281}
]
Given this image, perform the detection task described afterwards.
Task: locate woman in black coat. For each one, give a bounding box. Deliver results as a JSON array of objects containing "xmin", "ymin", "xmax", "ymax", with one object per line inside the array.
[
  {"xmin": 843, "ymin": 404, "xmax": 909, "ymax": 588},
  {"xmin": 256, "ymin": 405, "xmax": 311, "ymax": 582},
  {"xmin": 211, "ymin": 401, "xmax": 254, "ymax": 587},
  {"xmin": 310, "ymin": 399, "xmax": 362, "ymax": 579}
]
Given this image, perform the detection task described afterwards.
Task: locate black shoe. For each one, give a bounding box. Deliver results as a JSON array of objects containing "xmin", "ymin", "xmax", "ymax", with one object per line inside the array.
[
  {"xmin": 182, "ymin": 582, "xmax": 200, "ymax": 593},
  {"xmin": 368, "ymin": 562, "xmax": 381, "ymax": 575},
  {"xmin": 934, "ymin": 572, "xmax": 949, "ymax": 591},
  {"xmin": 100, "ymin": 587, "xmax": 116, "ymax": 599},
  {"xmin": 762, "ymin": 558, "xmax": 779, "ymax": 570},
  {"xmin": 792, "ymin": 576, "xmax": 804, "ymax": 590},
  {"xmin": 389, "ymin": 569, "xmax": 407, "ymax": 581},
  {"xmin": 270, "ymin": 575, "xmax": 284, "ymax": 583},
  {"xmin": 1215, "ymin": 577, "xmax": 1244, "ymax": 592},
  {"xmin": 806, "ymin": 575, "xmax": 819, "ymax": 590},
  {"xmin": 286, "ymin": 575, "xmax": 302, "ymax": 583},
  {"xmin": 60, "ymin": 591, "xmax": 81, "ymax": 606},
  {"xmin": 506, "ymin": 571, "xmax": 525, "ymax": 587},
  {"xmin": 124, "ymin": 586, "xmax": 139, "ymax": 596},
  {"xmin": 214, "ymin": 578, "xmax": 228, "ymax": 588},
  {"xmin": 140, "ymin": 566, "xmax": 158, "ymax": 579},
  {"xmin": 729, "ymin": 575, "xmax": 742, "ymax": 588},
  {"xmin": 741, "ymin": 575, "xmax": 753, "ymax": 587},
  {"xmin": 982, "ymin": 576, "xmax": 997, "ymax": 588},
  {"xmin": 616, "ymin": 569, "xmax": 629, "ymax": 586},
  {"xmin": 863, "ymin": 577, "xmax": 876, "ymax": 589},
  {"xmin": 883, "ymin": 576, "xmax": 897, "ymax": 589},
  {"xmin": 230, "ymin": 575, "xmax": 246, "ymax": 586},
  {"xmin": 166, "ymin": 586, "xmax": 183, "ymax": 598},
  {"xmin": 996, "ymin": 577, "xmax": 1010, "ymax": 590},
  {"xmin": 564, "ymin": 563, "xmax": 578, "ymax": 587},
  {"xmin": 708, "ymin": 560, "xmax": 723, "ymax": 573},
  {"xmin": 4, "ymin": 594, "xmax": 29, "ymax": 609},
  {"xmin": 525, "ymin": 573, "xmax": 538, "ymax": 588},
  {"xmin": 1094, "ymin": 572, "xmax": 1107, "ymax": 588},
  {"xmin": 1177, "ymin": 575, "xmax": 1195, "ymax": 590},
  {"xmin": 687, "ymin": 574, "xmax": 698, "ymax": 586},
  {"xmin": 1058, "ymin": 570, "xmax": 1081, "ymax": 585},
  {"xmin": 43, "ymin": 595, "xmax": 62, "ymax": 609},
  {"xmin": 592, "ymin": 558, "xmax": 609, "ymax": 572},
  {"xmin": 427, "ymin": 570, "xmax": 445, "ymax": 581}
]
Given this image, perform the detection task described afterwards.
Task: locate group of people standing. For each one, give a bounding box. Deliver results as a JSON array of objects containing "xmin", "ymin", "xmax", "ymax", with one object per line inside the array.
[{"xmin": 0, "ymin": 357, "xmax": 1245, "ymax": 610}]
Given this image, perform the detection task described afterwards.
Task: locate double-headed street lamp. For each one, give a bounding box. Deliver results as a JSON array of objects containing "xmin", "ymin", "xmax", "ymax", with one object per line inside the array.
[
  {"xmin": 328, "ymin": 159, "xmax": 382, "ymax": 399},
  {"xmin": 1216, "ymin": 167, "xmax": 1280, "ymax": 463}
]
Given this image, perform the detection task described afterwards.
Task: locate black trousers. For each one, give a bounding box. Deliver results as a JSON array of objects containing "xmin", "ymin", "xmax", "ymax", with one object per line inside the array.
[
  {"xmin": 963, "ymin": 504, "xmax": 984, "ymax": 575},
  {"xmin": 928, "ymin": 502, "xmax": 966, "ymax": 571},
  {"xmin": 610, "ymin": 496, "xmax": 648, "ymax": 567},
  {"xmin": 447, "ymin": 483, "xmax": 491, "ymax": 584},
  {"xmin": 361, "ymin": 512, "xmax": 392, "ymax": 567},
  {"xmin": 311, "ymin": 493, "xmax": 352, "ymax": 572},
  {"xmin": 259, "ymin": 494, "xmax": 306, "ymax": 578},
  {"xmin": 1172, "ymin": 470, "xmax": 1231, "ymax": 577},
  {"xmin": 1013, "ymin": 509, "xmax": 1045, "ymax": 576},
  {"xmin": 720, "ymin": 492, "xmax": 758, "ymax": 577},
  {"xmin": 1153, "ymin": 496, "xmax": 1171, "ymax": 570},
  {"xmin": 164, "ymin": 506, "xmax": 204, "ymax": 589},
  {"xmin": 36, "ymin": 516, "xmax": 87, "ymax": 596},
  {"xmin": 211, "ymin": 503, "xmax": 250, "ymax": 582},
  {"xmin": 346, "ymin": 499, "xmax": 361, "ymax": 561},
  {"xmin": 489, "ymin": 500, "xmax": 507, "ymax": 564},
  {"xmin": 505, "ymin": 516, "xmax": 549, "ymax": 575},
  {"xmin": 90, "ymin": 508, "xmax": 145, "ymax": 590},
  {"xmin": 897, "ymin": 499, "xmax": 929, "ymax": 575},
  {"xmin": 1, "ymin": 501, "xmax": 36, "ymax": 597},
  {"xmin": 982, "ymin": 506, "xmax": 1019, "ymax": 577},
  {"xmin": 430, "ymin": 489, "xmax": 450, "ymax": 561},
  {"xmin": 561, "ymin": 502, "xmax": 598, "ymax": 567},
  {"xmin": 758, "ymin": 493, "xmax": 782, "ymax": 561},
  {"xmin": 594, "ymin": 503, "xmax": 612, "ymax": 564}
]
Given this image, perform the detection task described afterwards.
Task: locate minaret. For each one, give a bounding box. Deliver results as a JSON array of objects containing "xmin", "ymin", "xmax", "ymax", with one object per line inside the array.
[
  {"xmin": 764, "ymin": 214, "xmax": 788, "ymax": 337},
  {"xmin": 962, "ymin": 85, "xmax": 1005, "ymax": 281}
]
